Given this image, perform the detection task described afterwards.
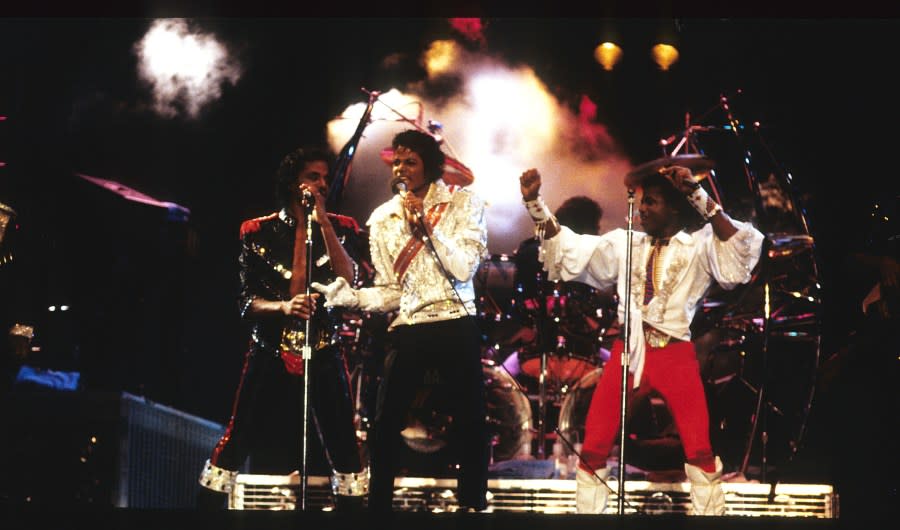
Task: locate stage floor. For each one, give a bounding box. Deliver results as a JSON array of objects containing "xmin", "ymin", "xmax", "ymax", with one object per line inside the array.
[{"xmin": 0, "ymin": 507, "xmax": 845, "ymax": 530}]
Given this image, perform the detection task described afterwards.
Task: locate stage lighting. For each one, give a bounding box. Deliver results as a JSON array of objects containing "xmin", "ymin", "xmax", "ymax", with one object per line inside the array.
[
  {"xmin": 651, "ymin": 43, "xmax": 679, "ymax": 71},
  {"xmin": 594, "ymin": 42, "xmax": 623, "ymax": 71}
]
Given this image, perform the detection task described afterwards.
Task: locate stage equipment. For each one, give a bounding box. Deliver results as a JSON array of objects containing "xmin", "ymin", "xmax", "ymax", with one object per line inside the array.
[{"xmin": 400, "ymin": 359, "xmax": 533, "ymax": 464}]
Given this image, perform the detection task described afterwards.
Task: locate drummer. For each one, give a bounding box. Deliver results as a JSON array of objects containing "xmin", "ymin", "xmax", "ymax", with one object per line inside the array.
[
  {"xmin": 515, "ymin": 195, "xmax": 604, "ymax": 299},
  {"xmin": 518, "ymin": 165, "xmax": 764, "ymax": 516},
  {"xmin": 510, "ymin": 196, "xmax": 613, "ymax": 377}
]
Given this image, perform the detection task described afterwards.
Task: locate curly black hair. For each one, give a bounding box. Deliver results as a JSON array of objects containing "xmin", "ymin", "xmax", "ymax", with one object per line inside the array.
[
  {"xmin": 391, "ymin": 129, "xmax": 445, "ymax": 182},
  {"xmin": 555, "ymin": 196, "xmax": 604, "ymax": 235},
  {"xmin": 274, "ymin": 147, "xmax": 334, "ymax": 210}
]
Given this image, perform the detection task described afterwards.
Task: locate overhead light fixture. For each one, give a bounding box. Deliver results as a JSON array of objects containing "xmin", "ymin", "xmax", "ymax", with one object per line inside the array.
[
  {"xmin": 594, "ymin": 41, "xmax": 623, "ymax": 71},
  {"xmin": 651, "ymin": 43, "xmax": 679, "ymax": 71}
]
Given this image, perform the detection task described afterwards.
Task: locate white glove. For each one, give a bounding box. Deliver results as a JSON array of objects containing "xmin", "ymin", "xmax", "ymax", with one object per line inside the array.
[{"xmin": 310, "ymin": 277, "xmax": 360, "ymax": 309}]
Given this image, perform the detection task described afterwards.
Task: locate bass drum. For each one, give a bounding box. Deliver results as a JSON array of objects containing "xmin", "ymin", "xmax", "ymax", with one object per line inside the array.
[
  {"xmin": 557, "ymin": 367, "xmax": 599, "ymax": 447},
  {"xmin": 557, "ymin": 366, "xmax": 684, "ymax": 470},
  {"xmin": 401, "ymin": 359, "xmax": 533, "ymax": 463}
]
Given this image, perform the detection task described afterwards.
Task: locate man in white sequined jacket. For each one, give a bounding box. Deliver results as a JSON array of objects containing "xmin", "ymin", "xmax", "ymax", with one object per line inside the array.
[
  {"xmin": 519, "ymin": 165, "xmax": 764, "ymax": 516},
  {"xmin": 313, "ymin": 130, "xmax": 490, "ymax": 513}
]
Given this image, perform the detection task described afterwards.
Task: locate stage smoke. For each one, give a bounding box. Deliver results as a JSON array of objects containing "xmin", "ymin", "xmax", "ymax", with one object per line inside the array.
[
  {"xmin": 135, "ymin": 19, "xmax": 241, "ymax": 119},
  {"xmin": 327, "ymin": 38, "xmax": 632, "ymax": 254}
]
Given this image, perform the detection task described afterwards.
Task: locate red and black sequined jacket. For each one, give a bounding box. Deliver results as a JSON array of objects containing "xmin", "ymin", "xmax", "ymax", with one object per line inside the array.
[{"xmin": 237, "ymin": 209, "xmax": 369, "ymax": 356}]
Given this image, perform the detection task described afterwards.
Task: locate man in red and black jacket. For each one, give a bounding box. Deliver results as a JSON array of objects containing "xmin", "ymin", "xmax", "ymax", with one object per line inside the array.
[{"xmin": 198, "ymin": 147, "xmax": 369, "ymax": 510}]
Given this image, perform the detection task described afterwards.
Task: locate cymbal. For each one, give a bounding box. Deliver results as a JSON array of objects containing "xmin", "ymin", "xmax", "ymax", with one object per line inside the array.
[
  {"xmin": 0, "ymin": 201, "xmax": 16, "ymax": 217},
  {"xmin": 624, "ymin": 154, "xmax": 715, "ymax": 188}
]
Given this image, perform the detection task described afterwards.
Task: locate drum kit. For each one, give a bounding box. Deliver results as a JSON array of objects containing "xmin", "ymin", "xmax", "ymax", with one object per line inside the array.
[
  {"xmin": 338, "ymin": 95, "xmax": 822, "ymax": 481},
  {"xmin": 474, "ymin": 251, "xmax": 619, "ymax": 462}
]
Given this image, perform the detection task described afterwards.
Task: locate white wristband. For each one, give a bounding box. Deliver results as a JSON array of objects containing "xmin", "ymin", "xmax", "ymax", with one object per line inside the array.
[
  {"xmin": 524, "ymin": 196, "xmax": 552, "ymax": 223},
  {"xmin": 685, "ymin": 186, "xmax": 723, "ymax": 220}
]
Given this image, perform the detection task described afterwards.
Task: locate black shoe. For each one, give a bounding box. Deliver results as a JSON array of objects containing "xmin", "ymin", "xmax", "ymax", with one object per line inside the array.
[
  {"xmin": 333, "ymin": 495, "xmax": 365, "ymax": 512},
  {"xmin": 457, "ymin": 494, "xmax": 488, "ymax": 513}
]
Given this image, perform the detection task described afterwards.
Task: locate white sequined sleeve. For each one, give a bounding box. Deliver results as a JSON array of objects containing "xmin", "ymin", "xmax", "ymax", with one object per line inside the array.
[
  {"xmin": 428, "ymin": 190, "xmax": 488, "ymax": 282},
  {"xmin": 699, "ymin": 220, "xmax": 765, "ymax": 289},
  {"xmin": 355, "ymin": 212, "xmax": 402, "ymax": 313}
]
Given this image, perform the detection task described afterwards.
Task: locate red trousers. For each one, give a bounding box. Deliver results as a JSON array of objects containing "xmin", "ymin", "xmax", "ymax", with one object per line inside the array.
[{"xmin": 579, "ymin": 339, "xmax": 717, "ymax": 473}]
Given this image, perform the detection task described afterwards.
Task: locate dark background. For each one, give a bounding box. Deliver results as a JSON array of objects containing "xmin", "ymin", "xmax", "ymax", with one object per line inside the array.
[{"xmin": 0, "ymin": 17, "xmax": 896, "ymax": 516}]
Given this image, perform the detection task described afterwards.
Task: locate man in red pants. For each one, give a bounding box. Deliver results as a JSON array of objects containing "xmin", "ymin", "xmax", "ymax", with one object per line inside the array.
[{"xmin": 518, "ymin": 165, "xmax": 764, "ymax": 515}]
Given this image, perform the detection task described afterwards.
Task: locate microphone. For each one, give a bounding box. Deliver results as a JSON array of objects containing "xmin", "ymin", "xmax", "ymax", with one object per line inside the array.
[
  {"xmin": 301, "ymin": 189, "xmax": 315, "ymax": 206},
  {"xmin": 390, "ymin": 176, "xmax": 408, "ymax": 197},
  {"xmin": 390, "ymin": 176, "xmax": 423, "ymax": 220}
]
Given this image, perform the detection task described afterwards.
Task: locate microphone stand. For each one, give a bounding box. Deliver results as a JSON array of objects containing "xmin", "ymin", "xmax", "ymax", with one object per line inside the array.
[
  {"xmin": 616, "ymin": 188, "xmax": 637, "ymax": 515},
  {"xmin": 300, "ymin": 202, "xmax": 315, "ymax": 510},
  {"xmin": 536, "ymin": 277, "xmax": 562, "ymax": 461},
  {"xmin": 537, "ymin": 349, "xmax": 548, "ymax": 460}
]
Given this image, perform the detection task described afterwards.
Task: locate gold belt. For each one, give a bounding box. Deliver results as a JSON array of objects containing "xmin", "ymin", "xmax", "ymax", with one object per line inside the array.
[
  {"xmin": 281, "ymin": 326, "xmax": 330, "ymax": 354},
  {"xmin": 643, "ymin": 325, "xmax": 679, "ymax": 348}
]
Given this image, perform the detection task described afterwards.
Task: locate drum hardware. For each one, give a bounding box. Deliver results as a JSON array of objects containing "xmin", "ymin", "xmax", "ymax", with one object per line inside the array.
[
  {"xmin": 673, "ymin": 96, "xmax": 820, "ymax": 488},
  {"xmin": 713, "ymin": 93, "xmax": 819, "ymax": 485},
  {"xmin": 741, "ymin": 280, "xmax": 772, "ymax": 480},
  {"xmin": 477, "ymin": 247, "xmax": 616, "ymax": 461},
  {"xmin": 735, "ymin": 377, "xmax": 786, "ymax": 417},
  {"xmin": 518, "ymin": 277, "xmax": 616, "ymax": 460},
  {"xmin": 536, "ymin": 349, "xmax": 548, "ymax": 459}
]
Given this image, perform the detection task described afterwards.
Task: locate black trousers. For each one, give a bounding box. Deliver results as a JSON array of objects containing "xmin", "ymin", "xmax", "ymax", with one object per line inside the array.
[
  {"xmin": 368, "ymin": 316, "xmax": 489, "ymax": 512},
  {"xmin": 209, "ymin": 343, "xmax": 362, "ymax": 475}
]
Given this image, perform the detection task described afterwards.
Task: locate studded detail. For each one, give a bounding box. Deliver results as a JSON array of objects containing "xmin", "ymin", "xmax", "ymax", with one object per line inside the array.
[{"xmin": 199, "ymin": 459, "xmax": 239, "ymax": 493}]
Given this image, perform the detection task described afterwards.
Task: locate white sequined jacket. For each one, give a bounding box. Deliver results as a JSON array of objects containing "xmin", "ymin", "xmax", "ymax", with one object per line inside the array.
[
  {"xmin": 357, "ymin": 179, "xmax": 488, "ymax": 330},
  {"xmin": 540, "ymin": 221, "xmax": 764, "ymax": 385}
]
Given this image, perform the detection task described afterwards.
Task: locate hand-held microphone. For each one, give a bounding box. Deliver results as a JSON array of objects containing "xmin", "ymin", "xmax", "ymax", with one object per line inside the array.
[
  {"xmin": 390, "ymin": 176, "xmax": 408, "ymax": 197},
  {"xmin": 301, "ymin": 189, "xmax": 315, "ymax": 206},
  {"xmin": 390, "ymin": 177, "xmax": 423, "ymax": 220}
]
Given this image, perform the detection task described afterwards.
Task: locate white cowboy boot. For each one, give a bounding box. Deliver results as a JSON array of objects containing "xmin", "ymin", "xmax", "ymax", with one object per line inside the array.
[
  {"xmin": 684, "ymin": 456, "xmax": 726, "ymax": 516},
  {"xmin": 575, "ymin": 466, "xmax": 610, "ymax": 514}
]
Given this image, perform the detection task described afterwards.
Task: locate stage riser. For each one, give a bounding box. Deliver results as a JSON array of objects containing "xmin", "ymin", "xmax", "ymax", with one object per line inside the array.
[{"xmin": 231, "ymin": 475, "xmax": 837, "ymax": 518}]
